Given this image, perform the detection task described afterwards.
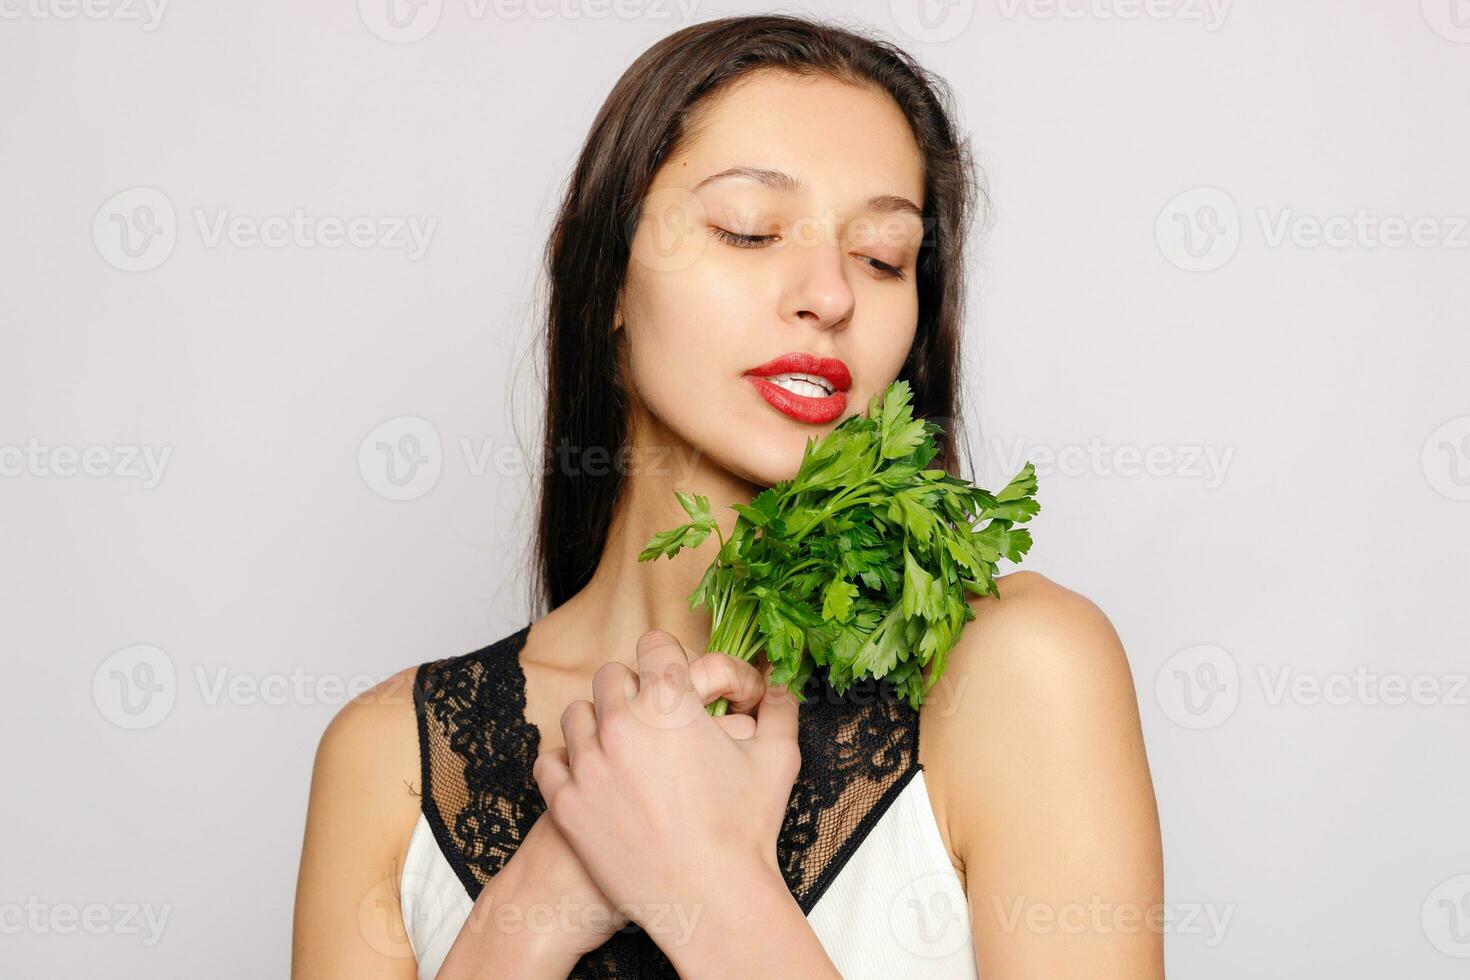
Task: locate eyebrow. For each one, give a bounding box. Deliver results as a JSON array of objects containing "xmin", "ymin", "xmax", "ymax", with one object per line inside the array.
[{"xmin": 692, "ymin": 165, "xmax": 924, "ymax": 221}]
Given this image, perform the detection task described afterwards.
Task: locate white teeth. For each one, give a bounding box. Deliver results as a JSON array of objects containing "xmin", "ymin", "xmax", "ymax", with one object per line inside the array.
[{"xmin": 766, "ymin": 372, "xmax": 833, "ymax": 397}]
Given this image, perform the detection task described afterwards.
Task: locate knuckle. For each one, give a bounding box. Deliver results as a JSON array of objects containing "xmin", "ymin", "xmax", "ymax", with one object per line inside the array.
[
  {"xmin": 715, "ymin": 654, "xmax": 760, "ymax": 695},
  {"xmin": 531, "ymin": 751, "xmax": 558, "ymax": 782},
  {"xmin": 702, "ymin": 654, "xmax": 736, "ymax": 685},
  {"xmin": 600, "ymin": 709, "xmax": 638, "ymax": 744},
  {"xmin": 558, "ymin": 700, "xmax": 586, "ymax": 728}
]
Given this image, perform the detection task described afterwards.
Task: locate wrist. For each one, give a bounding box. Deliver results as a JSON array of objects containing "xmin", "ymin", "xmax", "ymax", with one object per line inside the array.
[
  {"xmin": 448, "ymin": 869, "xmax": 591, "ymax": 977},
  {"xmin": 441, "ymin": 906, "xmax": 583, "ymax": 980},
  {"xmin": 656, "ymin": 862, "xmax": 818, "ymax": 977}
]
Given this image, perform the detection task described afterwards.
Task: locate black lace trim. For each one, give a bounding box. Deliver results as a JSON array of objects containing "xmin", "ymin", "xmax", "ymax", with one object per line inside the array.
[{"xmin": 414, "ymin": 623, "xmax": 923, "ymax": 977}]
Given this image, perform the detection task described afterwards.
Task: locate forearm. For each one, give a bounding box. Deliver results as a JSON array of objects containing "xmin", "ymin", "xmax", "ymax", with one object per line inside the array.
[
  {"xmin": 655, "ymin": 865, "xmax": 840, "ymax": 979},
  {"xmin": 434, "ymin": 872, "xmax": 584, "ymax": 980}
]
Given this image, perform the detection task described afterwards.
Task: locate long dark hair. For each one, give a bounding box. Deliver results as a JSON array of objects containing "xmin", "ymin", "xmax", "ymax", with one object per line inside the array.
[{"xmin": 523, "ymin": 13, "xmax": 984, "ymax": 616}]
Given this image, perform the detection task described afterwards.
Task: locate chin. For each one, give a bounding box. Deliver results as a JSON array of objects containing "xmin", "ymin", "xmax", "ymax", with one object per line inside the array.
[{"xmin": 716, "ymin": 421, "xmax": 821, "ymax": 488}]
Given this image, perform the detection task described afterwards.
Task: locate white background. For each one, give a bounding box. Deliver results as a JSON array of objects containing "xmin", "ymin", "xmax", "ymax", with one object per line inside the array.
[{"xmin": 2, "ymin": 1, "xmax": 1467, "ymax": 976}]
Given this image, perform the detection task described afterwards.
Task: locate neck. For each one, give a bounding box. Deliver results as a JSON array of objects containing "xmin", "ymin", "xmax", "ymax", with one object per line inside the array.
[{"xmin": 546, "ymin": 399, "xmax": 763, "ymax": 674}]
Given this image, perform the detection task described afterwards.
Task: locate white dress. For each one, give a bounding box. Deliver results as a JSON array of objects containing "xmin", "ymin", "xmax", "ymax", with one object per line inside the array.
[{"xmin": 403, "ymin": 625, "xmax": 978, "ymax": 979}]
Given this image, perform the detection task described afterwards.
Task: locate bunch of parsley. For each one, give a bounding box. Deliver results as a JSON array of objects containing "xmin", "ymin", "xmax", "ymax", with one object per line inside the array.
[{"xmin": 638, "ymin": 380, "xmax": 1040, "ymax": 715}]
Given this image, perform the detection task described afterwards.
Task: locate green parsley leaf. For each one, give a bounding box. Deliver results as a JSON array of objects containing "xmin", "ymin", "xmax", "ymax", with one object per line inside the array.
[{"xmin": 639, "ymin": 379, "xmax": 1040, "ymax": 714}]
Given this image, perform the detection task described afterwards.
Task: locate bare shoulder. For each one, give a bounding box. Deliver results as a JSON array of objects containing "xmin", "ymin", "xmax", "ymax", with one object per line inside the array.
[
  {"xmin": 918, "ymin": 571, "xmax": 1162, "ymax": 971},
  {"xmin": 291, "ymin": 665, "xmax": 424, "ymax": 978},
  {"xmin": 310, "ymin": 664, "xmax": 422, "ymax": 803},
  {"xmin": 926, "ymin": 569, "xmax": 1137, "ymax": 721},
  {"xmin": 918, "ymin": 569, "xmax": 1160, "ymax": 879}
]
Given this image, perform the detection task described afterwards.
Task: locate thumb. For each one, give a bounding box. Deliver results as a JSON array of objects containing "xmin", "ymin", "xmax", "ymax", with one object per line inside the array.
[{"xmin": 712, "ymin": 713, "xmax": 756, "ymax": 740}]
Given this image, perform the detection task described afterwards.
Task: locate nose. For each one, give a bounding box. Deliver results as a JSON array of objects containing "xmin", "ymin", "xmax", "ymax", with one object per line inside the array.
[{"xmin": 782, "ymin": 239, "xmax": 855, "ymax": 332}]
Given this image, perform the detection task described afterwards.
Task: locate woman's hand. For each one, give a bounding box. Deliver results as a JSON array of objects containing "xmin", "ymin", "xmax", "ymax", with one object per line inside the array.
[
  {"xmin": 439, "ymin": 643, "xmax": 778, "ymax": 977},
  {"xmin": 531, "ymin": 630, "xmax": 802, "ymax": 951}
]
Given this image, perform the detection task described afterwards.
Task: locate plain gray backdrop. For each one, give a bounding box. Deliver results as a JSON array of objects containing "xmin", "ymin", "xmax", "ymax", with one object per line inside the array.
[{"xmin": 2, "ymin": 1, "xmax": 1467, "ymax": 976}]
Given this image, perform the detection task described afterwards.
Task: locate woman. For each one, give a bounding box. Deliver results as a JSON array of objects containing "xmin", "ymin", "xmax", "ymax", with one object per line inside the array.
[{"xmin": 292, "ymin": 14, "xmax": 1163, "ymax": 978}]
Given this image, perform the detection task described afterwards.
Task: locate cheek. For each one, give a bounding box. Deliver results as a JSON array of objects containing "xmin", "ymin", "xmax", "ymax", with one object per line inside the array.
[
  {"xmin": 628, "ymin": 272, "xmax": 721, "ymax": 364},
  {"xmin": 846, "ymin": 290, "xmax": 919, "ymax": 397},
  {"xmin": 620, "ymin": 265, "xmax": 745, "ymax": 444},
  {"xmin": 623, "ymin": 251, "xmax": 759, "ymax": 381}
]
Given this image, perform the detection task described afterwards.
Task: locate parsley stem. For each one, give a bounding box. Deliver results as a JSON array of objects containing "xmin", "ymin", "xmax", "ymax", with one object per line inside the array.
[
  {"xmin": 789, "ymin": 489, "xmax": 885, "ymax": 545},
  {"xmin": 705, "ymin": 589, "xmax": 760, "ymax": 716}
]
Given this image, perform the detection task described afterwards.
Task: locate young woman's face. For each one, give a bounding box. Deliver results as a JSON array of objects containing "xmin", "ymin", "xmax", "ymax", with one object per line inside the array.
[{"xmin": 619, "ymin": 70, "xmax": 927, "ymax": 489}]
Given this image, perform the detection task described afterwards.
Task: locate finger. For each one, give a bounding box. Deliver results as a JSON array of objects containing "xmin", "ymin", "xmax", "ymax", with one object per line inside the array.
[
  {"xmin": 753, "ymin": 684, "xmax": 800, "ymax": 745},
  {"xmin": 559, "ymin": 699, "xmax": 598, "ymax": 764},
  {"xmin": 713, "ymin": 713, "xmax": 756, "ymax": 740},
  {"xmin": 633, "ymin": 629, "xmax": 697, "ymax": 711},
  {"xmin": 591, "ymin": 661, "xmax": 636, "ymax": 722},
  {"xmin": 532, "ymin": 746, "xmax": 570, "ymax": 805},
  {"xmin": 688, "ymin": 652, "xmax": 767, "ymax": 715}
]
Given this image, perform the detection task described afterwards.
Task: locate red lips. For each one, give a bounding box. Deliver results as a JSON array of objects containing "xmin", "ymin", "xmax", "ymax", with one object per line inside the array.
[
  {"xmin": 743, "ymin": 351, "xmax": 852, "ymax": 425},
  {"xmin": 743, "ymin": 352, "xmax": 852, "ymax": 391}
]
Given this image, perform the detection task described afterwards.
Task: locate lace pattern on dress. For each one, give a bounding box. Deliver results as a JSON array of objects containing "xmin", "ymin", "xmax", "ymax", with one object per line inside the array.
[{"xmin": 414, "ymin": 624, "xmax": 923, "ymax": 978}]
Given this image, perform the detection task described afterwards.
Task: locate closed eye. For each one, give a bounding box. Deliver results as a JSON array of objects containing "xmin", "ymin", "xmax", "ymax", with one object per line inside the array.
[
  {"xmin": 861, "ymin": 256, "xmax": 907, "ymax": 281},
  {"xmin": 711, "ymin": 227, "xmax": 777, "ymax": 248},
  {"xmin": 712, "ymin": 227, "xmax": 907, "ymax": 281}
]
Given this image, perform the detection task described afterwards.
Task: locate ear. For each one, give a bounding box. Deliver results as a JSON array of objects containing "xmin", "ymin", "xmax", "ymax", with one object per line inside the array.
[{"xmin": 612, "ymin": 290, "xmax": 627, "ymax": 333}]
